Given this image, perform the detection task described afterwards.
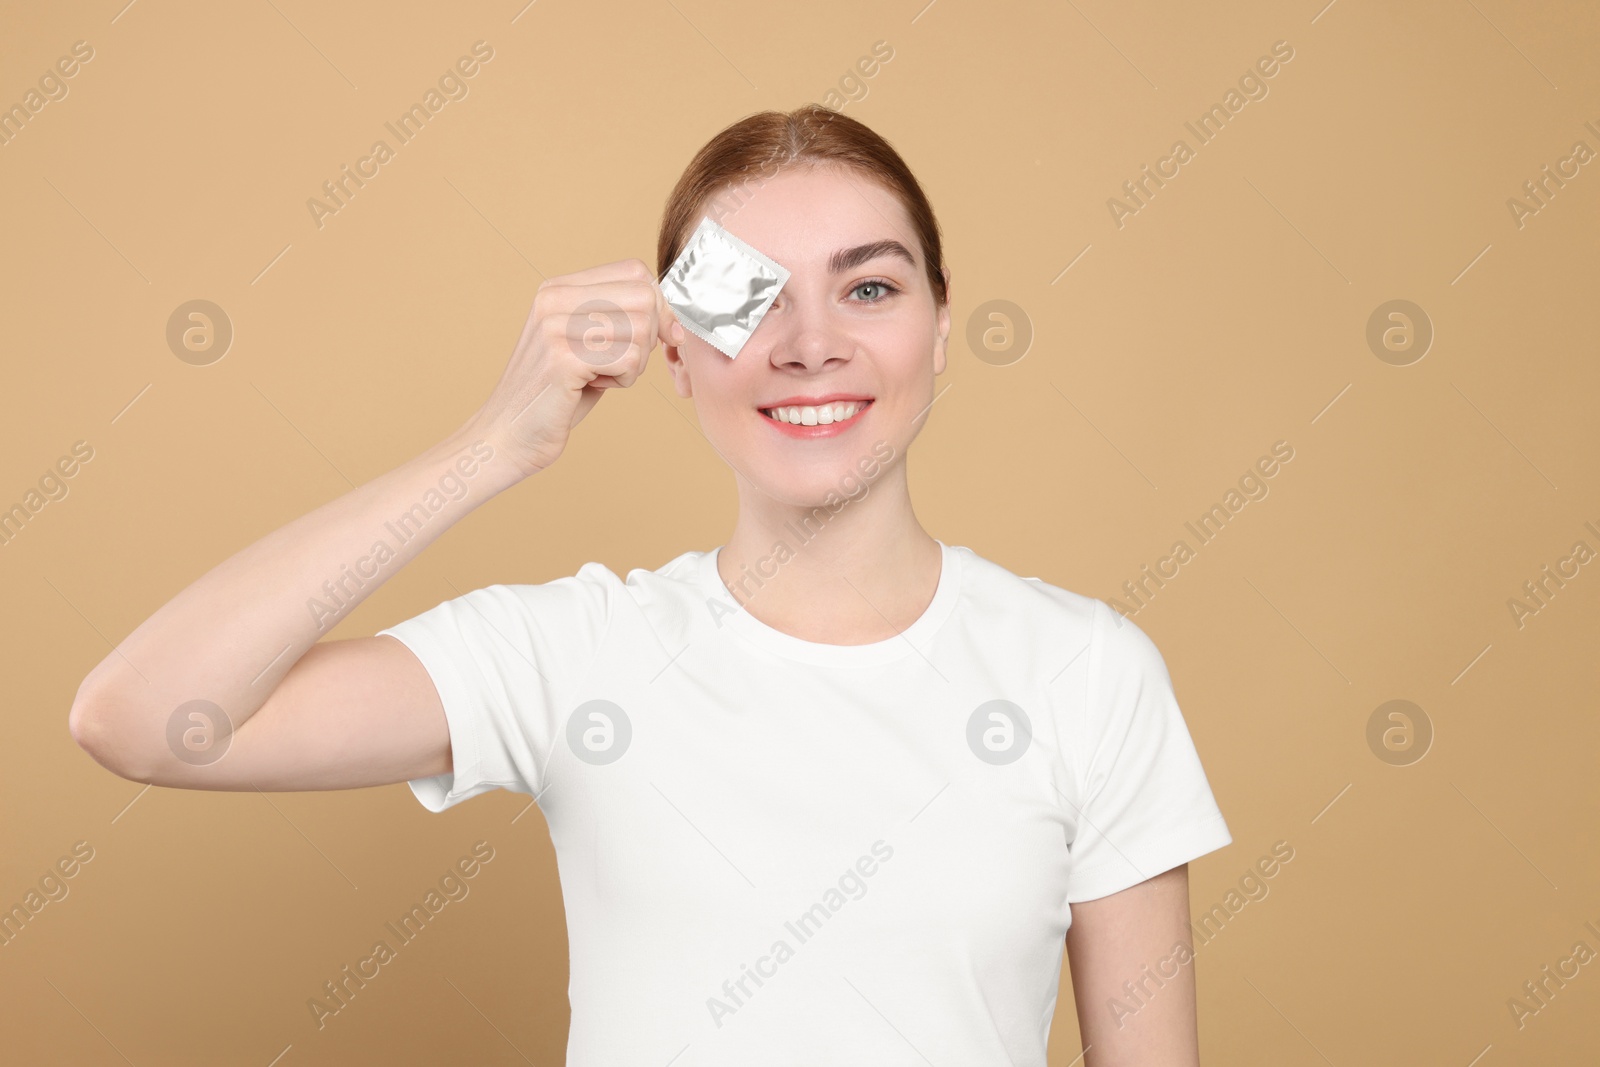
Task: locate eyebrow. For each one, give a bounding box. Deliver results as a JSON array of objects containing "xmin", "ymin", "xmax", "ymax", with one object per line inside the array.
[{"xmin": 829, "ymin": 240, "xmax": 916, "ymax": 275}]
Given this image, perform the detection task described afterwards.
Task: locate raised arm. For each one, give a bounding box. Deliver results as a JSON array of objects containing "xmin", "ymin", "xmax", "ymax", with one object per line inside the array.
[
  {"xmin": 68, "ymin": 259, "xmax": 683, "ymax": 792},
  {"xmin": 1066, "ymin": 864, "xmax": 1203, "ymax": 1067}
]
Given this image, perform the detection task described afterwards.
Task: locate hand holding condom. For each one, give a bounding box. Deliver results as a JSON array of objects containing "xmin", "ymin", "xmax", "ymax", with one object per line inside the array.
[{"xmin": 467, "ymin": 217, "xmax": 789, "ymax": 480}]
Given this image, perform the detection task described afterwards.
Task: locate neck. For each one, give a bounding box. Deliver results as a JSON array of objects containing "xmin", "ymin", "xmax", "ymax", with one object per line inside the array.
[{"xmin": 717, "ymin": 463, "xmax": 942, "ymax": 645}]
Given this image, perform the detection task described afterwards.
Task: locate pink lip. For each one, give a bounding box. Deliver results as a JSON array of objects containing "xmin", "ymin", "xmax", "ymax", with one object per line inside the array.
[
  {"xmin": 761, "ymin": 392, "xmax": 874, "ymax": 407},
  {"xmin": 759, "ymin": 399, "xmax": 872, "ymax": 439}
]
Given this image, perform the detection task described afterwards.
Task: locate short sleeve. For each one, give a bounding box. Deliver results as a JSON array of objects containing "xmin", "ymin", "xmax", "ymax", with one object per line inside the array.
[
  {"xmin": 1061, "ymin": 600, "xmax": 1232, "ymax": 903},
  {"xmin": 376, "ymin": 563, "xmax": 616, "ymax": 813}
]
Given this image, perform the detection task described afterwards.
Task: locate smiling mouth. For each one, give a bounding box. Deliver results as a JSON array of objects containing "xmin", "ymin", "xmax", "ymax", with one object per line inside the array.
[{"xmin": 759, "ymin": 399, "xmax": 873, "ymax": 426}]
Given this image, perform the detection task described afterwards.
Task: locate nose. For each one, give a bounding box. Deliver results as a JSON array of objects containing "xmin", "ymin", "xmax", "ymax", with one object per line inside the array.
[{"xmin": 760, "ymin": 289, "xmax": 855, "ymax": 373}]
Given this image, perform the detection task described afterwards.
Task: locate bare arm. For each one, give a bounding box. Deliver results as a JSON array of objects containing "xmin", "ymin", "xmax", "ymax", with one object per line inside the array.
[
  {"xmin": 1066, "ymin": 864, "xmax": 1202, "ymax": 1067},
  {"xmin": 68, "ymin": 259, "xmax": 683, "ymax": 791},
  {"xmin": 68, "ymin": 428, "xmax": 520, "ymax": 788}
]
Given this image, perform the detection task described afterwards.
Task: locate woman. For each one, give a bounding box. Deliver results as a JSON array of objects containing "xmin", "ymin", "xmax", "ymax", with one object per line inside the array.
[{"xmin": 70, "ymin": 105, "xmax": 1231, "ymax": 1065}]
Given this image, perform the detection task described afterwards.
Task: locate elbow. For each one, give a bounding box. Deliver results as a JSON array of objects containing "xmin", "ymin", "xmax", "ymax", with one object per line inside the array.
[{"xmin": 68, "ymin": 689, "xmax": 156, "ymax": 784}]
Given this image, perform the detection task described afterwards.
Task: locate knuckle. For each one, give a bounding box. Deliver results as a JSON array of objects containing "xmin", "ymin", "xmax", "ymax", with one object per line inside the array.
[
  {"xmin": 530, "ymin": 287, "xmax": 555, "ymax": 320},
  {"xmin": 536, "ymin": 313, "xmax": 566, "ymax": 343}
]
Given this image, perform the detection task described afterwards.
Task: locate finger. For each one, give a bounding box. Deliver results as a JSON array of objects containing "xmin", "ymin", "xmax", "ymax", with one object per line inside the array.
[
  {"xmin": 565, "ymin": 307, "xmax": 648, "ymax": 385},
  {"xmin": 654, "ymin": 280, "xmax": 686, "ymax": 348},
  {"xmin": 547, "ymin": 258, "xmax": 657, "ymax": 289},
  {"xmin": 609, "ymin": 310, "xmax": 655, "ymax": 387}
]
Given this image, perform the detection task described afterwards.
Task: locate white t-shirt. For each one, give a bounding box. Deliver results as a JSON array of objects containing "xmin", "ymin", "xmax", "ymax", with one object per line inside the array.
[{"xmin": 378, "ymin": 540, "xmax": 1231, "ymax": 1066}]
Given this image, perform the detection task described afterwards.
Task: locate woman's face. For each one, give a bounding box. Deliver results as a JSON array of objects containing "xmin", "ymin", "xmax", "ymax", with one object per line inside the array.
[{"xmin": 663, "ymin": 165, "xmax": 951, "ymax": 506}]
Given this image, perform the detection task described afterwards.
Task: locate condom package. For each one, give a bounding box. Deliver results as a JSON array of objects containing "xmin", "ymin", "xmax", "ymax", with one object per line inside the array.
[{"xmin": 658, "ymin": 215, "xmax": 790, "ymax": 359}]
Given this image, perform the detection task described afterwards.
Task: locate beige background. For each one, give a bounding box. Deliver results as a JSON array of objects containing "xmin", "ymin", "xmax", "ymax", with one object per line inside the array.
[{"xmin": 3, "ymin": 0, "xmax": 1598, "ymax": 1063}]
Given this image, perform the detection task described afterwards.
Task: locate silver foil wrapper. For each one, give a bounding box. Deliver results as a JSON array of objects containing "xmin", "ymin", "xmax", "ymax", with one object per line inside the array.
[{"xmin": 658, "ymin": 215, "xmax": 790, "ymax": 359}]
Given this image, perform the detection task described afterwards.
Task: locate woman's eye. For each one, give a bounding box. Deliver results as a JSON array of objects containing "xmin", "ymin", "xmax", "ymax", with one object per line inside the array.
[{"xmin": 851, "ymin": 279, "xmax": 901, "ymax": 302}]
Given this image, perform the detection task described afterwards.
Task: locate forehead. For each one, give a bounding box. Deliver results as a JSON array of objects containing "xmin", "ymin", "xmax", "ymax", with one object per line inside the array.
[{"xmin": 711, "ymin": 166, "xmax": 918, "ymax": 272}]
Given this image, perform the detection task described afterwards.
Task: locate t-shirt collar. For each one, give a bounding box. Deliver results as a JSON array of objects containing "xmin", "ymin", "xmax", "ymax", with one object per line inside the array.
[{"xmin": 697, "ymin": 540, "xmax": 962, "ymax": 668}]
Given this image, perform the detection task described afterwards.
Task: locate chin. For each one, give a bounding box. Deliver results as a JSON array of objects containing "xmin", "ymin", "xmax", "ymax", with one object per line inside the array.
[{"xmin": 745, "ymin": 443, "xmax": 898, "ymax": 513}]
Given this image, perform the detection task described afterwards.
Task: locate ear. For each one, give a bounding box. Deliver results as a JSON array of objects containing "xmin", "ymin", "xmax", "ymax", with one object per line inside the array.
[
  {"xmin": 932, "ymin": 266, "xmax": 952, "ymax": 376},
  {"xmin": 663, "ymin": 339, "xmax": 694, "ymax": 398}
]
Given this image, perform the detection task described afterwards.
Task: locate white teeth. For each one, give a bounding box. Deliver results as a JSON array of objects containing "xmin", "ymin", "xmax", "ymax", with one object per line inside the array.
[{"xmin": 764, "ymin": 401, "xmax": 866, "ymax": 425}]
